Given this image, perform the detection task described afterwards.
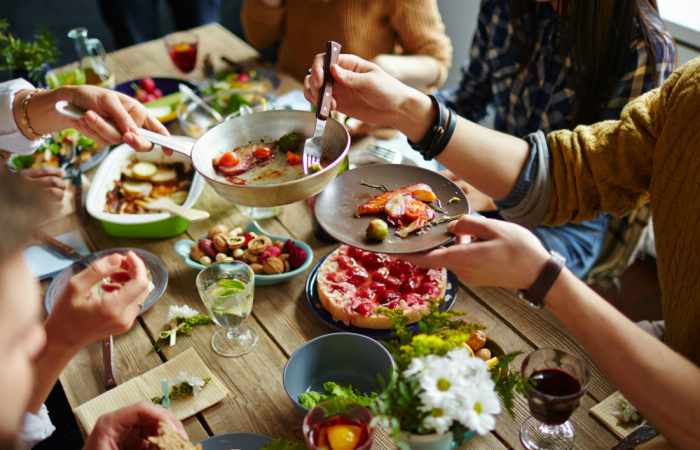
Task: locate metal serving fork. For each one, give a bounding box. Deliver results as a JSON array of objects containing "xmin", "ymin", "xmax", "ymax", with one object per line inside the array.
[{"xmin": 302, "ymin": 40, "xmax": 342, "ymax": 174}]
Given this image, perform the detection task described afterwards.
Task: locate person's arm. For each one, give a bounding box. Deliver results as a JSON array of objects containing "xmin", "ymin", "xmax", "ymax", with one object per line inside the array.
[
  {"xmin": 546, "ymin": 268, "xmax": 700, "ymax": 449},
  {"xmin": 405, "ymin": 215, "xmax": 700, "ymax": 449},
  {"xmin": 26, "ymin": 252, "xmax": 150, "ymax": 413},
  {"xmin": 380, "ymin": 0, "xmax": 452, "ymax": 90},
  {"xmin": 241, "ymin": 0, "xmax": 286, "ymax": 50}
]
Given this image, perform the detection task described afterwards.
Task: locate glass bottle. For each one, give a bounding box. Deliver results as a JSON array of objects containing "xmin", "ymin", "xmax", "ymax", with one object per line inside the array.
[{"xmin": 67, "ymin": 27, "xmax": 115, "ymax": 88}]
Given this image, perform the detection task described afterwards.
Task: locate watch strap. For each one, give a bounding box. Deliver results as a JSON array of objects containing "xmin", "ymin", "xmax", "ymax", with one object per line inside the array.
[{"xmin": 520, "ymin": 251, "xmax": 565, "ymax": 308}]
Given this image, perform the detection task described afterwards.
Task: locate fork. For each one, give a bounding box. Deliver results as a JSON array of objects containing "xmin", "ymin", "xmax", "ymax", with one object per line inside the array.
[{"xmin": 302, "ymin": 40, "xmax": 342, "ymax": 174}]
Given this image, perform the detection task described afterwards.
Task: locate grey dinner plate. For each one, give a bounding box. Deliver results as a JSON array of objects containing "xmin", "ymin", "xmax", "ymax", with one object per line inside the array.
[
  {"xmin": 44, "ymin": 247, "xmax": 168, "ymax": 315},
  {"xmin": 200, "ymin": 432, "xmax": 272, "ymax": 450},
  {"xmin": 314, "ymin": 164, "xmax": 470, "ymax": 254}
]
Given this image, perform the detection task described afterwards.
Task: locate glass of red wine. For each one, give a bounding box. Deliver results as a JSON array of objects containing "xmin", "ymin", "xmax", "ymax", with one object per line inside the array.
[
  {"xmin": 164, "ymin": 32, "xmax": 199, "ymax": 73},
  {"xmin": 520, "ymin": 348, "xmax": 591, "ymax": 450},
  {"xmin": 303, "ymin": 400, "xmax": 374, "ymax": 450}
]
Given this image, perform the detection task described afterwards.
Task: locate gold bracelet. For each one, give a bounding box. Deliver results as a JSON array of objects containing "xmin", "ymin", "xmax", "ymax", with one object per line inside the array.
[{"xmin": 19, "ymin": 89, "xmax": 47, "ymax": 140}]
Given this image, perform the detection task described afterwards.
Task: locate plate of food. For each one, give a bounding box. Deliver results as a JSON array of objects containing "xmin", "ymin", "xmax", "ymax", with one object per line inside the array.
[
  {"xmin": 7, "ymin": 128, "xmax": 108, "ymax": 172},
  {"xmin": 314, "ymin": 164, "xmax": 470, "ymax": 254},
  {"xmin": 200, "ymin": 432, "xmax": 273, "ymax": 450},
  {"xmin": 86, "ymin": 143, "xmax": 205, "ymax": 238},
  {"xmin": 174, "ymin": 221, "xmax": 313, "ymax": 286},
  {"xmin": 305, "ymin": 245, "xmax": 457, "ymax": 338},
  {"xmin": 43, "ymin": 247, "xmax": 168, "ymax": 315},
  {"xmin": 115, "ymin": 77, "xmax": 199, "ymax": 123}
]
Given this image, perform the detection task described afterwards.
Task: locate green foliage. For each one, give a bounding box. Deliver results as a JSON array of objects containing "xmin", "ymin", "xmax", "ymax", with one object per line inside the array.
[
  {"xmin": 298, "ymin": 381, "xmax": 377, "ymax": 410},
  {"xmin": 152, "ymin": 377, "xmax": 211, "ymax": 405},
  {"xmin": 491, "ymin": 351, "xmax": 531, "ymax": 416},
  {"xmin": 153, "ymin": 314, "xmax": 213, "ymax": 351},
  {"xmin": 261, "ymin": 438, "xmax": 306, "ymax": 450},
  {"xmin": 0, "ymin": 19, "xmax": 59, "ymax": 84}
]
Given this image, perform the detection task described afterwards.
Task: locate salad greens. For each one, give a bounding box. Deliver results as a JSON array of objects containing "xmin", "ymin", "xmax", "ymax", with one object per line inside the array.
[
  {"xmin": 261, "ymin": 438, "xmax": 306, "ymax": 450},
  {"xmin": 9, "ymin": 128, "xmax": 97, "ymax": 171},
  {"xmin": 154, "ymin": 314, "xmax": 213, "ymax": 352},
  {"xmin": 298, "ymin": 381, "xmax": 377, "ymax": 410},
  {"xmin": 276, "ymin": 131, "xmax": 304, "ymax": 154}
]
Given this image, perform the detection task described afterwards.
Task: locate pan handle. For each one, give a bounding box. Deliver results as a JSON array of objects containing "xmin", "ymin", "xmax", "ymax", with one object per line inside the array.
[{"xmin": 54, "ymin": 100, "xmax": 193, "ymax": 157}]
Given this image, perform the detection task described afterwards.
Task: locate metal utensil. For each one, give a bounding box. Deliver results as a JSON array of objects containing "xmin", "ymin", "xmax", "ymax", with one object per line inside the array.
[
  {"xmin": 102, "ymin": 336, "xmax": 117, "ymax": 390},
  {"xmin": 611, "ymin": 423, "xmax": 658, "ymax": 449},
  {"xmin": 178, "ymin": 82, "xmax": 223, "ymax": 123},
  {"xmin": 302, "ymin": 41, "xmax": 342, "ymax": 175},
  {"xmin": 34, "ymin": 231, "xmax": 82, "ymax": 260},
  {"xmin": 55, "ymin": 101, "xmax": 350, "ymax": 207}
]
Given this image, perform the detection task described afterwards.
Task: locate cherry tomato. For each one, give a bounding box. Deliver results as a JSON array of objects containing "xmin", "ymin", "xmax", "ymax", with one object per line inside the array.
[
  {"xmin": 152, "ymin": 88, "xmax": 163, "ymax": 99},
  {"xmin": 139, "ymin": 77, "xmax": 157, "ymax": 93},
  {"xmin": 287, "ymin": 151, "xmax": 301, "ymax": 165},
  {"xmin": 135, "ymin": 88, "xmax": 149, "ymax": 103},
  {"xmin": 237, "ymin": 73, "xmax": 250, "ymax": 82},
  {"xmin": 218, "ymin": 151, "xmax": 240, "ymax": 167},
  {"xmin": 254, "ymin": 146, "xmax": 273, "ymax": 160}
]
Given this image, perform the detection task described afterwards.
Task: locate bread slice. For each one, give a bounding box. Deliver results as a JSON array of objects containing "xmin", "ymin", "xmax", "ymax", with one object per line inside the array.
[{"xmin": 147, "ymin": 421, "xmax": 202, "ymax": 450}]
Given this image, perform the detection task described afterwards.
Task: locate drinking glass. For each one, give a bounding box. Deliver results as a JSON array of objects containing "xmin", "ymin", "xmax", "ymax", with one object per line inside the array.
[
  {"xmin": 303, "ymin": 401, "xmax": 374, "ymax": 450},
  {"xmin": 164, "ymin": 32, "xmax": 199, "ymax": 73},
  {"xmin": 196, "ymin": 262, "xmax": 257, "ymax": 357},
  {"xmin": 520, "ymin": 348, "xmax": 591, "ymax": 450}
]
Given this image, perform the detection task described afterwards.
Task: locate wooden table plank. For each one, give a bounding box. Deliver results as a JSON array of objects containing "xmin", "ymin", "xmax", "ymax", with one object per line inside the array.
[{"xmin": 466, "ymin": 285, "xmax": 616, "ymax": 402}]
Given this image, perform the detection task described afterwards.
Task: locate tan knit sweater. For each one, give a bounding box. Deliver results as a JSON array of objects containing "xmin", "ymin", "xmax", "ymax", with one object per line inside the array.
[
  {"xmin": 241, "ymin": 0, "xmax": 452, "ymax": 87},
  {"xmin": 545, "ymin": 57, "xmax": 700, "ymax": 364}
]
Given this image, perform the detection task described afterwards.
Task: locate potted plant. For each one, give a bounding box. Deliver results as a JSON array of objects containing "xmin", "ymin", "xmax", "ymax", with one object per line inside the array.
[
  {"xmin": 373, "ymin": 307, "xmax": 529, "ymax": 450},
  {"xmin": 0, "ymin": 19, "xmax": 59, "ymax": 85}
]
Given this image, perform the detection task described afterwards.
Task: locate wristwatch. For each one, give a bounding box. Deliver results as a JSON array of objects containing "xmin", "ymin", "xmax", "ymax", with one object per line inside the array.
[{"xmin": 518, "ymin": 251, "xmax": 566, "ymax": 309}]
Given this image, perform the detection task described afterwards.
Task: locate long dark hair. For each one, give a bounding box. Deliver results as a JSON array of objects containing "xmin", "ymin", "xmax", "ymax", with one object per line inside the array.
[{"xmin": 509, "ymin": 0, "xmax": 672, "ymax": 125}]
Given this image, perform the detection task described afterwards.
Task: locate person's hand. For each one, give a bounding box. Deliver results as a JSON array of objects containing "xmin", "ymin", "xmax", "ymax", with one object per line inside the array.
[
  {"xmin": 402, "ymin": 215, "xmax": 550, "ymax": 290},
  {"xmin": 20, "ymin": 167, "xmax": 67, "ymax": 205},
  {"xmin": 440, "ymin": 169, "xmax": 497, "ymax": 212},
  {"xmin": 304, "ymin": 53, "xmax": 434, "ymax": 141},
  {"xmin": 22, "ymin": 85, "xmax": 171, "ymax": 154},
  {"xmin": 82, "ymin": 402, "xmax": 187, "ymax": 450},
  {"xmin": 44, "ymin": 251, "xmax": 151, "ymax": 351}
]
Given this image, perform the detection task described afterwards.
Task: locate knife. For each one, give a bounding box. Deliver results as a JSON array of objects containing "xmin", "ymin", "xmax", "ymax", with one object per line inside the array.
[
  {"xmin": 34, "ymin": 231, "xmax": 81, "ymax": 260},
  {"xmin": 102, "ymin": 335, "xmax": 117, "ymax": 390},
  {"xmin": 611, "ymin": 423, "xmax": 658, "ymax": 449}
]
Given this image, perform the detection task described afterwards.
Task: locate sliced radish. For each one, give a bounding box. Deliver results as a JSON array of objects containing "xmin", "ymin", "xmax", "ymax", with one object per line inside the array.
[
  {"xmin": 150, "ymin": 168, "xmax": 177, "ymax": 183},
  {"xmin": 122, "ymin": 181, "xmax": 153, "ymax": 197},
  {"xmin": 132, "ymin": 161, "xmax": 158, "ymax": 179}
]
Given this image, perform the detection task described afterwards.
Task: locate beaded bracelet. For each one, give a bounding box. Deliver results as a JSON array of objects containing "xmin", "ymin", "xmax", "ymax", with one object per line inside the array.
[{"xmin": 19, "ymin": 89, "xmax": 47, "ymax": 140}]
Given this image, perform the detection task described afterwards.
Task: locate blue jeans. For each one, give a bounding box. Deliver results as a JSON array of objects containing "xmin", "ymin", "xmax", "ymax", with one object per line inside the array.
[{"xmin": 483, "ymin": 211, "xmax": 608, "ymax": 278}]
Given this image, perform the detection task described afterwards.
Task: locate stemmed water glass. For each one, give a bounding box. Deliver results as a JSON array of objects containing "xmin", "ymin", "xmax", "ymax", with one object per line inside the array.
[
  {"xmin": 196, "ymin": 262, "xmax": 257, "ymax": 357},
  {"xmin": 520, "ymin": 348, "xmax": 591, "ymax": 450}
]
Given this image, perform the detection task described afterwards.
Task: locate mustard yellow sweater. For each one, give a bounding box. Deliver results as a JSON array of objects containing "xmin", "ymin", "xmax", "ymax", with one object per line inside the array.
[
  {"xmin": 241, "ymin": 0, "xmax": 452, "ymax": 86},
  {"xmin": 546, "ymin": 57, "xmax": 700, "ymax": 364}
]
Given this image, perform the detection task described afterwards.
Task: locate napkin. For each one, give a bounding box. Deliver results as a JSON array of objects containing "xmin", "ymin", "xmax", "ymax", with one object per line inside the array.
[
  {"xmin": 73, "ymin": 348, "xmax": 229, "ymax": 433},
  {"xmin": 589, "ymin": 391, "xmax": 645, "ymax": 439},
  {"xmin": 24, "ymin": 231, "xmax": 90, "ymax": 280}
]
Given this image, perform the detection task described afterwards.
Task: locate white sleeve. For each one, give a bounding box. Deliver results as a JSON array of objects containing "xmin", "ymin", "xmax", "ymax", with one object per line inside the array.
[
  {"xmin": 19, "ymin": 404, "xmax": 56, "ymax": 447},
  {"xmin": 0, "ymin": 78, "xmax": 44, "ymax": 155}
]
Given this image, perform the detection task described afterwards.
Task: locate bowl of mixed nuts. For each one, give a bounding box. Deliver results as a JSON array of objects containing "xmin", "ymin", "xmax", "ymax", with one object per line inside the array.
[{"xmin": 174, "ymin": 221, "xmax": 313, "ymax": 286}]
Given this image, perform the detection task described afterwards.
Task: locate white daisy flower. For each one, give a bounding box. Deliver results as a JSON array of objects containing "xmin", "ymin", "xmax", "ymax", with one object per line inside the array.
[
  {"xmin": 174, "ymin": 371, "xmax": 207, "ymax": 393},
  {"xmin": 422, "ymin": 407, "xmax": 453, "ymax": 435},
  {"xmin": 168, "ymin": 304, "xmax": 200, "ymax": 321},
  {"xmin": 459, "ymin": 388, "xmax": 501, "ymax": 435}
]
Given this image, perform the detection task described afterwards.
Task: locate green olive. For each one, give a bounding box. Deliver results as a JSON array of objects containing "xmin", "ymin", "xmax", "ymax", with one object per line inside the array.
[{"xmin": 366, "ymin": 218, "xmax": 390, "ymax": 242}]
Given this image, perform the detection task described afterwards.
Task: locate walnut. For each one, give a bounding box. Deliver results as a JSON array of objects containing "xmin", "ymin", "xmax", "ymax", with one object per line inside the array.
[
  {"xmin": 250, "ymin": 263, "xmax": 264, "ymax": 273},
  {"xmin": 207, "ymin": 224, "xmax": 229, "ymax": 239},
  {"xmin": 467, "ymin": 330, "xmax": 487, "ymax": 353},
  {"xmin": 248, "ymin": 236, "xmax": 273, "ymax": 254},
  {"xmin": 263, "ymin": 256, "xmax": 285, "ymax": 274},
  {"xmin": 212, "ymin": 234, "xmax": 229, "ymax": 253},
  {"xmin": 190, "ymin": 244, "xmax": 206, "ymax": 261},
  {"xmin": 242, "ymin": 250, "xmax": 258, "ymax": 264}
]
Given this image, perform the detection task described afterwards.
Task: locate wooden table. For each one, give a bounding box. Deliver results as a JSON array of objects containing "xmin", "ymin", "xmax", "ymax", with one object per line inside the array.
[{"xmin": 49, "ymin": 23, "xmax": 620, "ymax": 449}]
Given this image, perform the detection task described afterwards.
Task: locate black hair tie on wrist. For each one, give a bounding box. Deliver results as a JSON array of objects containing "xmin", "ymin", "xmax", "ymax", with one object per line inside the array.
[{"xmin": 408, "ymin": 95, "xmax": 457, "ymax": 161}]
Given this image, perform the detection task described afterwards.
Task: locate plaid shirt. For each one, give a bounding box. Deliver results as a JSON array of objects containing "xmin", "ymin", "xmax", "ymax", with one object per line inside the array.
[{"xmin": 438, "ymin": 0, "xmax": 677, "ymax": 136}]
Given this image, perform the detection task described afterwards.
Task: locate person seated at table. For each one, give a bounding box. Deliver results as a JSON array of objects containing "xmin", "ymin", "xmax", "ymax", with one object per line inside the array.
[
  {"xmin": 241, "ymin": 0, "xmax": 452, "ymax": 91},
  {"xmin": 304, "ymin": 51, "xmax": 700, "ymax": 447},
  {"xmin": 435, "ymin": 0, "xmax": 675, "ymax": 278},
  {"xmin": 0, "ymin": 169, "xmax": 192, "ymax": 449},
  {"xmin": 0, "ymin": 79, "xmax": 170, "ymax": 212}
]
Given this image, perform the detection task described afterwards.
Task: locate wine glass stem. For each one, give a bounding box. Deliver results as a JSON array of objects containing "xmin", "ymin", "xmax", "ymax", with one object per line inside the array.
[{"xmin": 226, "ymin": 326, "xmax": 242, "ymax": 340}]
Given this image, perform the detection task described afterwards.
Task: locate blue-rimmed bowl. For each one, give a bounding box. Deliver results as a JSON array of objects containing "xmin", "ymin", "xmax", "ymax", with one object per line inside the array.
[
  {"xmin": 174, "ymin": 221, "xmax": 313, "ymax": 286},
  {"xmin": 283, "ymin": 332, "xmax": 395, "ymax": 411},
  {"xmin": 44, "ymin": 247, "xmax": 168, "ymax": 315}
]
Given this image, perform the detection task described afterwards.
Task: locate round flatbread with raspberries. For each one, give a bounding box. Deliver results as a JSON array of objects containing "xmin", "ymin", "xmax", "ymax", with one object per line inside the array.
[{"xmin": 316, "ymin": 245, "xmax": 447, "ymax": 329}]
